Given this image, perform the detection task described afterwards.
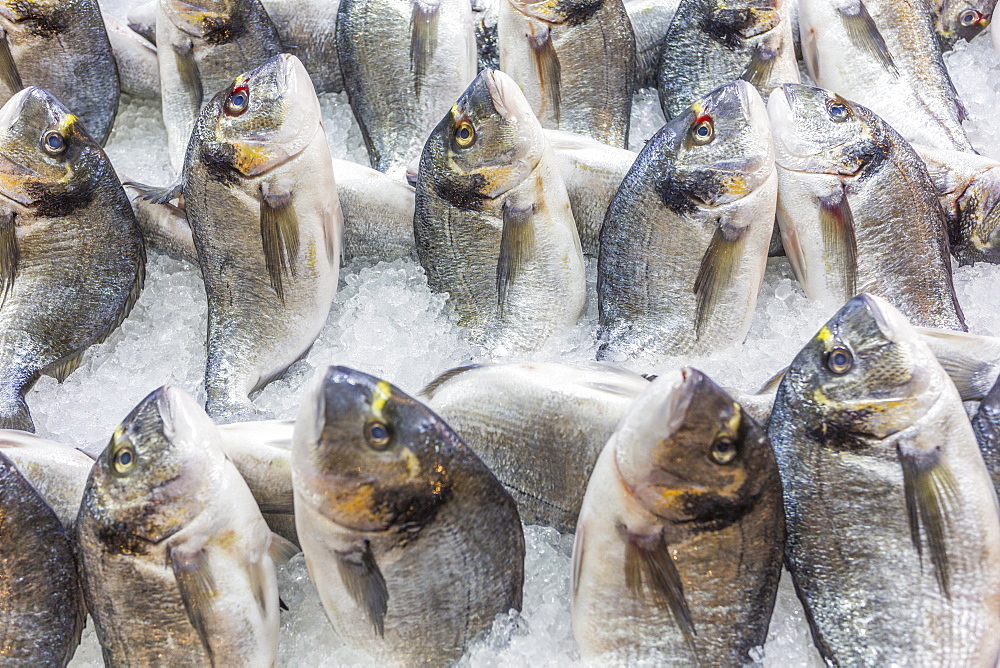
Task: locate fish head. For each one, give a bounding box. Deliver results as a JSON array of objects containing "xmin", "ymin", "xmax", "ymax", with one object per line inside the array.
[
  {"xmin": 198, "ymin": 54, "xmax": 320, "ymax": 177},
  {"xmin": 293, "ymin": 366, "xmax": 456, "ymax": 533},
  {"xmin": 505, "ymin": 0, "xmax": 605, "ymax": 25},
  {"xmin": 81, "ymin": 387, "xmax": 218, "ymax": 547},
  {"xmin": 162, "ymin": 0, "xmax": 242, "ymax": 40},
  {"xmin": 655, "ymin": 80, "xmax": 774, "ymax": 211},
  {"xmin": 935, "ymin": 0, "xmax": 992, "ymax": 45},
  {"xmin": 767, "ymin": 84, "xmax": 882, "ymax": 177},
  {"xmin": 954, "ymin": 166, "xmax": 1000, "ymax": 264},
  {"xmin": 0, "ymin": 0, "xmax": 67, "ymax": 30},
  {"xmin": 613, "ymin": 368, "xmax": 775, "ymax": 524},
  {"xmin": 420, "ymin": 69, "xmax": 543, "ymax": 208},
  {"xmin": 780, "ymin": 294, "xmax": 940, "ymax": 444},
  {"xmin": 0, "ymin": 86, "xmax": 103, "ymax": 208},
  {"xmin": 703, "ymin": 0, "xmax": 782, "ymax": 43}
]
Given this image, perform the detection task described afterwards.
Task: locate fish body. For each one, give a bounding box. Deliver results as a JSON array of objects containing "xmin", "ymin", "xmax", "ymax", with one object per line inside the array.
[
  {"xmin": 104, "ymin": 12, "xmax": 160, "ymax": 100},
  {"xmin": 474, "ymin": 0, "xmax": 501, "ymax": 71},
  {"xmin": 0, "ymin": 429, "xmax": 91, "ymax": 530},
  {"xmin": 77, "ymin": 386, "xmax": 282, "ymax": 666},
  {"xmin": 337, "ymin": 0, "xmax": 477, "ymax": 177},
  {"xmin": 0, "ymin": 87, "xmax": 144, "ymax": 433},
  {"xmin": 413, "ymin": 69, "xmax": 585, "ymax": 352},
  {"xmin": 768, "ymin": 294, "xmax": 1000, "ymax": 664},
  {"xmin": 262, "ymin": 0, "xmax": 343, "ymax": 93},
  {"xmin": 421, "ymin": 361, "xmax": 649, "ymax": 532},
  {"xmin": 292, "ymin": 366, "xmax": 524, "ymax": 664},
  {"xmin": 498, "ymin": 0, "xmax": 636, "ymax": 147},
  {"xmin": 572, "ymin": 368, "xmax": 784, "ymax": 663},
  {"xmin": 798, "ymin": 0, "xmax": 971, "ymax": 152},
  {"xmin": 332, "ymin": 158, "xmax": 416, "ymax": 262},
  {"xmin": 768, "ymin": 83, "xmax": 965, "ymax": 330},
  {"xmin": 180, "ymin": 54, "xmax": 341, "ymax": 421},
  {"xmin": 972, "ymin": 375, "xmax": 1000, "ymax": 495},
  {"xmin": 627, "ymin": 0, "xmax": 680, "ymax": 90},
  {"xmin": 598, "ymin": 80, "xmax": 776, "ymax": 360}
]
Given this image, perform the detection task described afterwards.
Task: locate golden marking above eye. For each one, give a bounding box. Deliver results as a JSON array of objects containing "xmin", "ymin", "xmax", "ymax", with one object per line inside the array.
[{"xmin": 454, "ymin": 121, "xmax": 475, "ymax": 147}]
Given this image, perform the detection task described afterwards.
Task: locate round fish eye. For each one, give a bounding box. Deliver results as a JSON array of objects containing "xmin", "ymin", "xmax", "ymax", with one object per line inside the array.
[
  {"xmin": 826, "ymin": 345, "xmax": 854, "ymax": 374},
  {"xmin": 691, "ymin": 118, "xmax": 714, "ymax": 145},
  {"xmin": 364, "ymin": 420, "xmax": 392, "ymax": 450},
  {"xmin": 710, "ymin": 437, "xmax": 738, "ymax": 465},
  {"xmin": 826, "ymin": 100, "xmax": 850, "ymax": 122},
  {"xmin": 959, "ymin": 8, "xmax": 981, "ymax": 26},
  {"xmin": 112, "ymin": 443, "xmax": 137, "ymax": 476},
  {"xmin": 42, "ymin": 130, "xmax": 66, "ymax": 155},
  {"xmin": 225, "ymin": 85, "xmax": 250, "ymax": 116},
  {"xmin": 454, "ymin": 121, "xmax": 475, "ymax": 148}
]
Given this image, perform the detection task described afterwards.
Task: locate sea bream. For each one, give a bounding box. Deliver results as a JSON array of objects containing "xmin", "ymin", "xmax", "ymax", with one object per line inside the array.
[{"xmin": 930, "ymin": 0, "xmax": 994, "ymax": 48}]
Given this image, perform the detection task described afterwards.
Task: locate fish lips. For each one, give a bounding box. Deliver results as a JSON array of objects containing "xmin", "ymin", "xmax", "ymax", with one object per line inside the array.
[{"xmin": 483, "ymin": 69, "xmax": 535, "ymax": 126}]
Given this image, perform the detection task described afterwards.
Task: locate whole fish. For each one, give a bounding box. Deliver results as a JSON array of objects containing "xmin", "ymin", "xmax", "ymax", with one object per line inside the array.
[
  {"xmin": 138, "ymin": 54, "xmax": 341, "ymax": 421},
  {"xmin": 572, "ymin": 367, "xmax": 784, "ymax": 663},
  {"xmin": 916, "ymin": 144, "xmax": 1000, "ymax": 265},
  {"xmin": 930, "ymin": 0, "xmax": 994, "ymax": 48},
  {"xmin": 798, "ymin": 0, "xmax": 971, "ymax": 152},
  {"xmin": 0, "ymin": 449, "xmax": 85, "ymax": 666},
  {"xmin": 103, "ymin": 12, "xmax": 160, "ymax": 100},
  {"xmin": 656, "ymin": 0, "xmax": 799, "ymax": 121},
  {"xmin": 413, "ymin": 69, "xmax": 585, "ymax": 352},
  {"xmin": 768, "ymin": 293, "xmax": 1000, "ymax": 664},
  {"xmin": 0, "ymin": 87, "xmax": 145, "ymax": 432},
  {"xmin": 768, "ymin": 83, "xmax": 965, "ymax": 330},
  {"xmin": 627, "ymin": 0, "xmax": 680, "ymax": 90},
  {"xmin": 77, "ymin": 386, "xmax": 287, "ymax": 666},
  {"xmin": 337, "ymin": 0, "xmax": 477, "ymax": 177},
  {"xmin": 292, "ymin": 366, "xmax": 525, "ymax": 664},
  {"xmin": 157, "ymin": 0, "xmax": 282, "ymax": 172},
  {"xmin": 498, "ymin": 0, "xmax": 635, "ymax": 147},
  {"xmin": 972, "ymin": 374, "xmax": 1000, "ymax": 494},
  {"xmin": 420, "ymin": 361, "xmax": 650, "ymax": 532},
  {"xmin": 0, "ymin": 0, "xmax": 119, "ymax": 144},
  {"xmin": 598, "ymin": 81, "xmax": 776, "ymax": 360}
]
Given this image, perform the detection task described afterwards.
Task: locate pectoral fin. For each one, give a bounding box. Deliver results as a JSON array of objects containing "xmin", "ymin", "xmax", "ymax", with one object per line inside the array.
[
  {"xmin": 693, "ymin": 219, "xmax": 747, "ymax": 338},
  {"xmin": 838, "ymin": 0, "xmax": 897, "ymax": 76},
  {"xmin": 269, "ymin": 532, "xmax": 299, "ymax": 563},
  {"xmin": 0, "ymin": 210, "xmax": 17, "ymax": 304},
  {"xmin": 125, "ymin": 180, "xmax": 183, "ymax": 205},
  {"xmin": 496, "ymin": 200, "xmax": 536, "ymax": 318},
  {"xmin": 169, "ymin": 546, "xmax": 218, "ymax": 663},
  {"xmin": 528, "ymin": 26, "xmax": 561, "ymax": 122},
  {"xmin": 410, "ymin": 0, "xmax": 439, "ymax": 95},
  {"xmin": 0, "ymin": 29, "xmax": 22, "ymax": 93},
  {"xmin": 335, "ymin": 539, "xmax": 389, "ymax": 638},
  {"xmin": 173, "ymin": 39, "xmax": 203, "ymax": 108},
  {"xmin": 260, "ymin": 183, "xmax": 300, "ymax": 303},
  {"xmin": 740, "ymin": 45, "xmax": 777, "ymax": 87},
  {"xmin": 897, "ymin": 443, "xmax": 958, "ymax": 599},
  {"xmin": 818, "ymin": 187, "xmax": 858, "ymax": 299}
]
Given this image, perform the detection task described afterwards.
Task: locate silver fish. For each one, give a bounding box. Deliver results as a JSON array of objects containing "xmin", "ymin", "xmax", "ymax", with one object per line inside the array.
[
  {"xmin": 627, "ymin": 0, "xmax": 680, "ymax": 90},
  {"xmin": 262, "ymin": 0, "xmax": 343, "ymax": 94},
  {"xmin": 333, "ymin": 157, "xmax": 416, "ymax": 262},
  {"xmin": 972, "ymin": 374, "xmax": 1000, "ymax": 495},
  {"xmin": 103, "ymin": 12, "xmax": 160, "ymax": 100}
]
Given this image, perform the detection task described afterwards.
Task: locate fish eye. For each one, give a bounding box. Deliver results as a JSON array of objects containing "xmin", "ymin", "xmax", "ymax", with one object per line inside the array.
[
  {"xmin": 691, "ymin": 118, "xmax": 714, "ymax": 145},
  {"xmin": 826, "ymin": 346, "xmax": 854, "ymax": 374},
  {"xmin": 710, "ymin": 436, "xmax": 738, "ymax": 465},
  {"xmin": 454, "ymin": 121, "xmax": 475, "ymax": 148},
  {"xmin": 826, "ymin": 100, "xmax": 850, "ymax": 122},
  {"xmin": 112, "ymin": 443, "xmax": 137, "ymax": 476},
  {"xmin": 225, "ymin": 85, "xmax": 249, "ymax": 116},
  {"xmin": 364, "ymin": 419, "xmax": 393, "ymax": 450},
  {"xmin": 42, "ymin": 130, "xmax": 66, "ymax": 155},
  {"xmin": 959, "ymin": 9, "xmax": 981, "ymax": 26}
]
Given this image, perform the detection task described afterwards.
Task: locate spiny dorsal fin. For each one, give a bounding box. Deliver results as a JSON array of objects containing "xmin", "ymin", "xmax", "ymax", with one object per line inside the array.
[
  {"xmin": 497, "ymin": 201, "xmax": 536, "ymax": 318},
  {"xmin": 335, "ymin": 539, "xmax": 389, "ymax": 638},
  {"xmin": 260, "ymin": 182, "xmax": 300, "ymax": 303},
  {"xmin": 169, "ymin": 546, "xmax": 218, "ymax": 664},
  {"xmin": 0, "ymin": 210, "xmax": 17, "ymax": 305},
  {"xmin": 419, "ymin": 364, "xmax": 483, "ymax": 399},
  {"xmin": 740, "ymin": 44, "xmax": 777, "ymax": 87},
  {"xmin": 410, "ymin": 0, "xmax": 440, "ymax": 95},
  {"xmin": 528, "ymin": 26, "xmax": 561, "ymax": 122},
  {"xmin": 838, "ymin": 0, "xmax": 898, "ymax": 76},
  {"xmin": 817, "ymin": 186, "xmax": 858, "ymax": 300},
  {"xmin": 0, "ymin": 29, "xmax": 22, "ymax": 93},
  {"xmin": 173, "ymin": 38, "xmax": 203, "ymax": 109},
  {"xmin": 693, "ymin": 219, "xmax": 747, "ymax": 338}
]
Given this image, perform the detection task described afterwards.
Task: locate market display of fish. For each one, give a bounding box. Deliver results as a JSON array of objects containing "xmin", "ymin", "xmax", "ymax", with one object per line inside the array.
[
  {"xmin": 338, "ymin": 0, "xmax": 477, "ymax": 177},
  {"xmin": 798, "ymin": 0, "xmax": 972, "ymax": 152},
  {"xmin": 0, "ymin": 87, "xmax": 145, "ymax": 433},
  {"xmin": 929, "ymin": 0, "xmax": 994, "ymax": 48},
  {"xmin": 599, "ymin": 81, "xmax": 776, "ymax": 360},
  {"xmin": 498, "ymin": 0, "xmax": 635, "ymax": 147},
  {"xmin": 77, "ymin": 386, "xmax": 288, "ymax": 666},
  {"xmin": 292, "ymin": 366, "xmax": 525, "ymax": 664},
  {"xmin": 769, "ymin": 294, "xmax": 1000, "ymax": 664},
  {"xmin": 768, "ymin": 83, "xmax": 965, "ymax": 330},
  {"xmin": 413, "ymin": 69, "xmax": 585, "ymax": 352},
  {"xmin": 572, "ymin": 367, "xmax": 784, "ymax": 663}
]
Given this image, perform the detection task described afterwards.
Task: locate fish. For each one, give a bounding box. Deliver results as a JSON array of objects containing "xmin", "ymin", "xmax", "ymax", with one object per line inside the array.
[
  {"xmin": 413, "ymin": 69, "xmax": 585, "ymax": 353},
  {"xmin": 915, "ymin": 144, "xmax": 1000, "ymax": 265},
  {"xmin": 626, "ymin": 0, "xmax": 681, "ymax": 90},
  {"xmin": 767, "ymin": 83, "xmax": 965, "ymax": 330},
  {"xmin": 0, "ymin": 87, "xmax": 145, "ymax": 432},
  {"xmin": 157, "ymin": 0, "xmax": 283, "ymax": 172},
  {"xmin": 971, "ymin": 374, "xmax": 1000, "ymax": 495},
  {"xmin": 134, "ymin": 54, "xmax": 341, "ymax": 422},
  {"xmin": 571, "ymin": 367, "xmax": 784, "ymax": 663},
  {"xmin": 420, "ymin": 361, "xmax": 650, "ymax": 532},
  {"xmin": 332, "ymin": 157, "xmax": 416, "ymax": 262},
  {"xmin": 768, "ymin": 293, "xmax": 1000, "ymax": 664},
  {"xmin": 544, "ymin": 129, "xmax": 637, "ymax": 256},
  {"xmin": 914, "ymin": 326, "xmax": 1000, "ymax": 400},
  {"xmin": 337, "ymin": 0, "xmax": 477, "ymax": 177},
  {"xmin": 103, "ymin": 12, "xmax": 160, "ymax": 100},
  {"xmin": 77, "ymin": 386, "xmax": 288, "ymax": 666},
  {"xmin": 473, "ymin": 0, "xmax": 501, "ymax": 71},
  {"xmin": 128, "ymin": 0, "xmax": 158, "ymax": 42},
  {"xmin": 0, "ymin": 429, "xmax": 92, "ymax": 530},
  {"xmin": 498, "ymin": 0, "xmax": 635, "ymax": 147},
  {"xmin": 292, "ymin": 366, "xmax": 524, "ymax": 664},
  {"xmin": 0, "ymin": 449, "xmax": 86, "ymax": 666},
  {"xmin": 930, "ymin": 0, "xmax": 994, "ymax": 48},
  {"xmin": 262, "ymin": 0, "xmax": 344, "ymax": 94},
  {"xmin": 798, "ymin": 0, "xmax": 972, "ymax": 152},
  {"xmin": 0, "ymin": 0, "xmax": 120, "ymax": 145},
  {"xmin": 656, "ymin": 0, "xmax": 799, "ymax": 121},
  {"xmin": 598, "ymin": 80, "xmax": 776, "ymax": 360},
  {"xmin": 995, "ymin": 14, "xmax": 1000, "ymax": 52}
]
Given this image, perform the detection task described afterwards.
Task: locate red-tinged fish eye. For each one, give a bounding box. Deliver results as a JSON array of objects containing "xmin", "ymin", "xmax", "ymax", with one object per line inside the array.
[
  {"xmin": 691, "ymin": 115, "xmax": 714, "ymax": 145},
  {"xmin": 225, "ymin": 85, "xmax": 249, "ymax": 116},
  {"xmin": 959, "ymin": 9, "xmax": 982, "ymax": 26}
]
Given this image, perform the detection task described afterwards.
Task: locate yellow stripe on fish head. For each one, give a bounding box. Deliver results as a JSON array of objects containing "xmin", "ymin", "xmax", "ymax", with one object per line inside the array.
[{"xmin": 370, "ymin": 380, "xmax": 422, "ymax": 479}]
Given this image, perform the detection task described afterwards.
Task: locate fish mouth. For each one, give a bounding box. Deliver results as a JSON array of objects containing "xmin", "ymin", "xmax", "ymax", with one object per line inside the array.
[
  {"xmin": 766, "ymin": 85, "xmax": 813, "ymax": 163},
  {"xmin": 483, "ymin": 69, "xmax": 533, "ymax": 123},
  {"xmin": 0, "ymin": 88, "xmax": 49, "ymax": 206}
]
